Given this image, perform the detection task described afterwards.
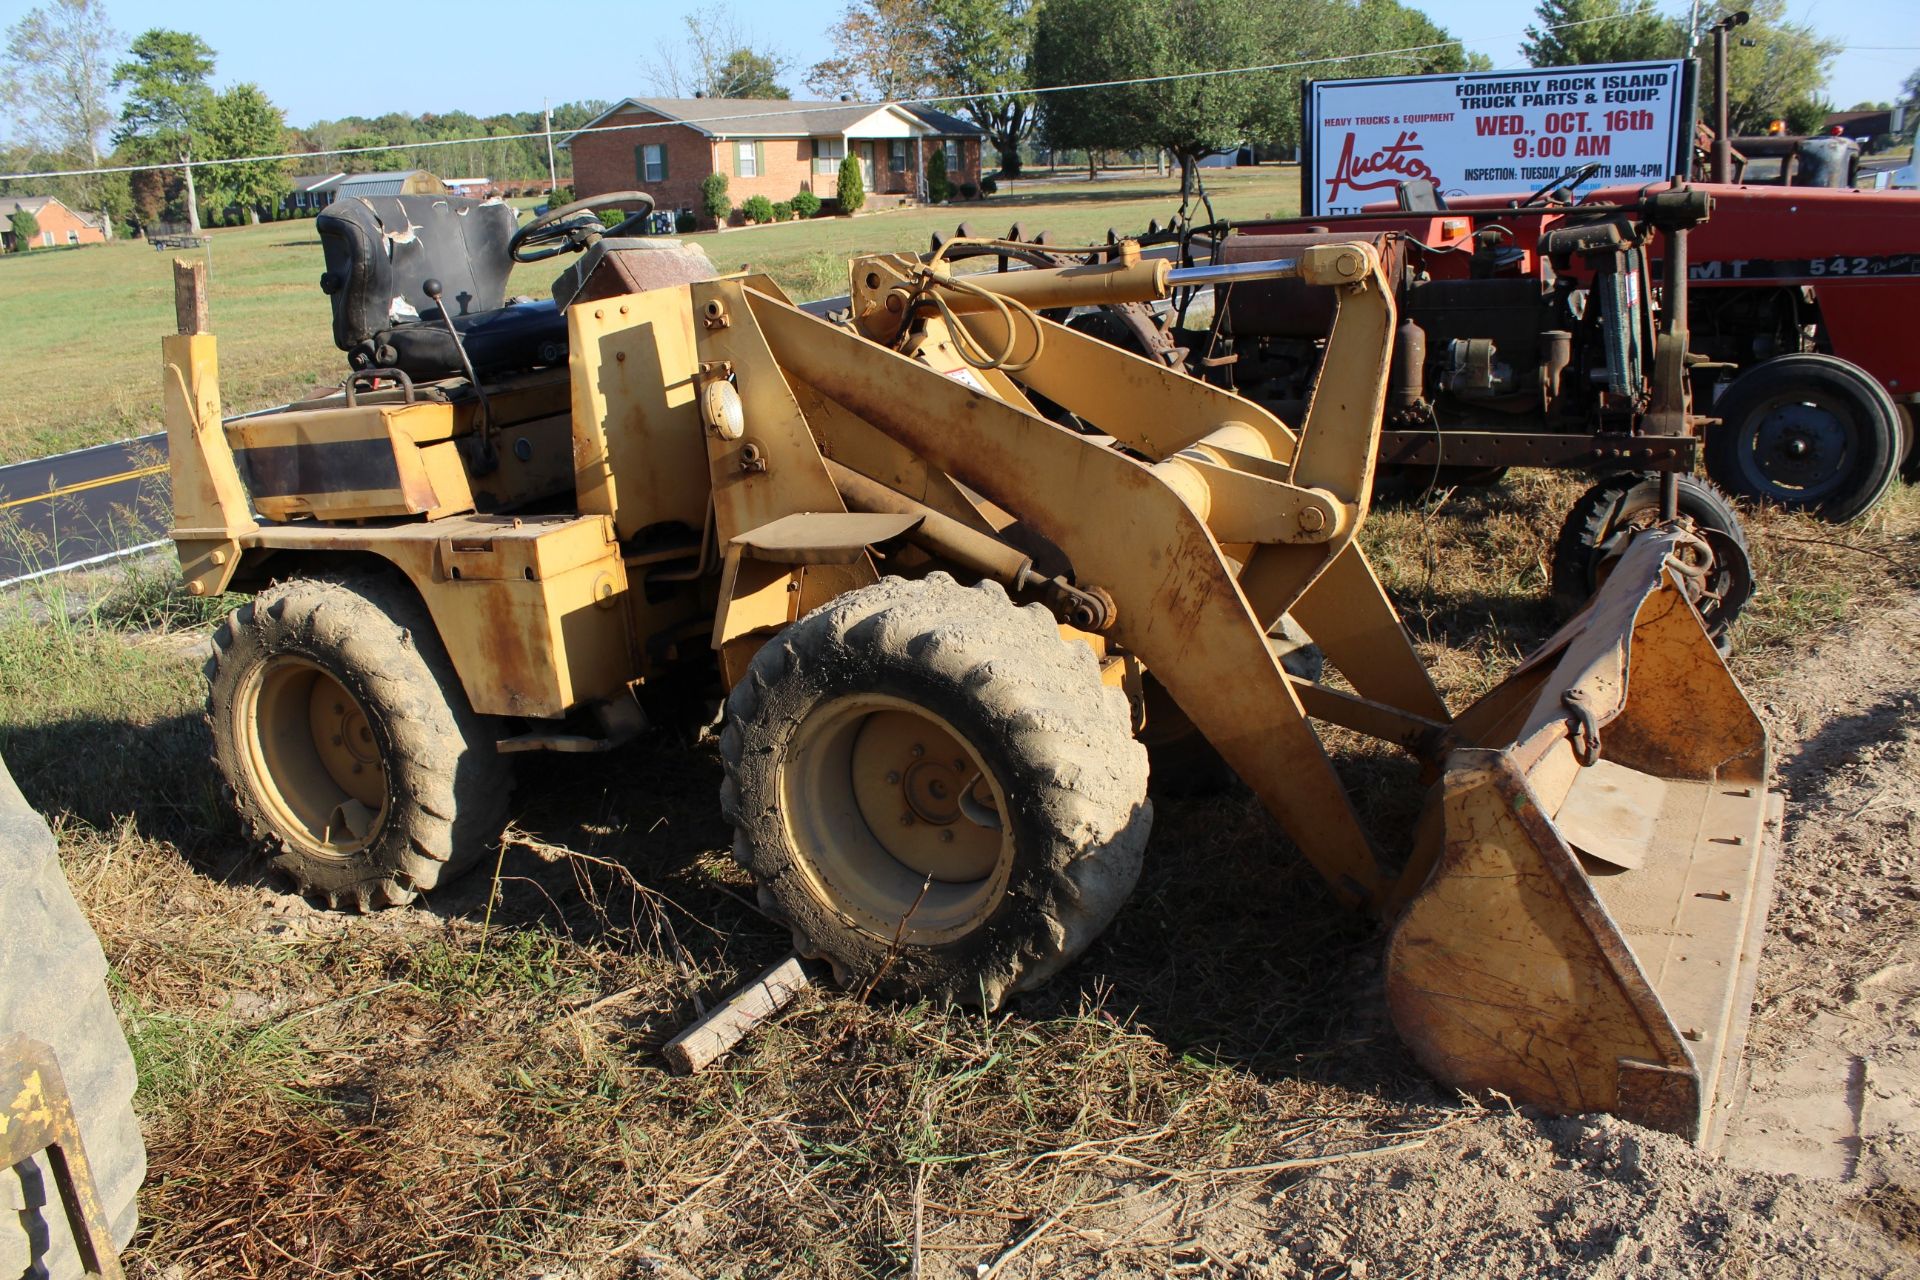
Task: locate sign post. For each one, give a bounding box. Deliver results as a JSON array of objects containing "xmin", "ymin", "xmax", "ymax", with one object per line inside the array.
[{"xmin": 1301, "ymin": 60, "xmax": 1695, "ymax": 216}]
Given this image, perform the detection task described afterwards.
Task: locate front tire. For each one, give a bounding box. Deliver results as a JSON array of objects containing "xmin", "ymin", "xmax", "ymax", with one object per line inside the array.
[
  {"xmin": 1704, "ymin": 354, "xmax": 1900, "ymax": 522},
  {"xmin": 205, "ymin": 573, "xmax": 511, "ymax": 909},
  {"xmin": 1552, "ymin": 473, "xmax": 1753, "ymax": 643},
  {"xmin": 720, "ymin": 574, "xmax": 1151, "ymax": 1008}
]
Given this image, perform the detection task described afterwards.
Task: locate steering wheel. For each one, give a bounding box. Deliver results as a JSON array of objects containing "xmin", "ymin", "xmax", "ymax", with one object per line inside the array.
[
  {"xmin": 1517, "ymin": 162, "xmax": 1604, "ymax": 207},
  {"xmin": 509, "ymin": 190, "xmax": 656, "ymax": 263}
]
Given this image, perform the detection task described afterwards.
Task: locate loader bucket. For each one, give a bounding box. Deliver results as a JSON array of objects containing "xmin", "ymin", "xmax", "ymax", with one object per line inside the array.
[{"xmin": 1386, "ymin": 529, "xmax": 1780, "ymax": 1145}]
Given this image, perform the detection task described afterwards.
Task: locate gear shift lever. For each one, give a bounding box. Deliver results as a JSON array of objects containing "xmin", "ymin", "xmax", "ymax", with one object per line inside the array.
[{"xmin": 424, "ymin": 277, "xmax": 497, "ymax": 474}]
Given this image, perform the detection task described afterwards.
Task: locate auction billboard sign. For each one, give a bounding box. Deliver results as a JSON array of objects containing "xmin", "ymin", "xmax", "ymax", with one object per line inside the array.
[{"xmin": 1301, "ymin": 61, "xmax": 1695, "ymax": 216}]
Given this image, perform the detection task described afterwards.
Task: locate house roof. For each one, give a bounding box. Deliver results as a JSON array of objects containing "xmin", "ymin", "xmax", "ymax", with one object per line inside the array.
[
  {"xmin": 564, "ymin": 97, "xmax": 984, "ymax": 144},
  {"xmin": 0, "ymin": 195, "xmax": 58, "ymax": 216},
  {"xmin": 289, "ymin": 172, "xmax": 345, "ymax": 193},
  {"xmin": 332, "ymin": 170, "xmax": 441, "ymax": 198},
  {"xmin": 1823, "ymin": 109, "xmax": 1893, "ymax": 134}
]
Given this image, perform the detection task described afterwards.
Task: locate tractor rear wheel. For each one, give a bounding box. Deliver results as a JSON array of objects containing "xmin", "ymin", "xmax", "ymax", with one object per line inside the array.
[
  {"xmin": 1552, "ymin": 473, "xmax": 1752, "ymax": 644},
  {"xmin": 205, "ymin": 573, "xmax": 510, "ymax": 909},
  {"xmin": 721, "ymin": 573, "xmax": 1150, "ymax": 1008},
  {"xmin": 1704, "ymin": 354, "xmax": 1901, "ymax": 522}
]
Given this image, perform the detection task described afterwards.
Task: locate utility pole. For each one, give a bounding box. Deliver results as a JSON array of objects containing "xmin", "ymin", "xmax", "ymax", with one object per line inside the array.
[
  {"xmin": 1709, "ymin": 11, "xmax": 1749, "ymax": 183},
  {"xmin": 544, "ymin": 98, "xmax": 558, "ymax": 195}
]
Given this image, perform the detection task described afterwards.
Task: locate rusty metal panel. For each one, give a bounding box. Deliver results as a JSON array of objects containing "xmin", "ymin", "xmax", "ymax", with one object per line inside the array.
[
  {"xmin": 239, "ymin": 514, "xmax": 632, "ymax": 718},
  {"xmin": 1388, "ymin": 532, "xmax": 1779, "ymax": 1143},
  {"xmin": 565, "ymin": 286, "xmax": 711, "ymax": 540}
]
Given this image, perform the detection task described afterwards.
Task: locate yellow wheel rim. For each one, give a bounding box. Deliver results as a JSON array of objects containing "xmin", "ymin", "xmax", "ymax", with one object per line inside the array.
[
  {"xmin": 240, "ymin": 656, "xmax": 389, "ymax": 857},
  {"xmin": 781, "ymin": 695, "xmax": 1012, "ymax": 945}
]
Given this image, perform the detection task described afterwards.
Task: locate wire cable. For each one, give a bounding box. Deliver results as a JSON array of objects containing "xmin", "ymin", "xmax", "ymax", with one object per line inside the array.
[{"xmin": 4, "ymin": 10, "xmax": 1674, "ymax": 183}]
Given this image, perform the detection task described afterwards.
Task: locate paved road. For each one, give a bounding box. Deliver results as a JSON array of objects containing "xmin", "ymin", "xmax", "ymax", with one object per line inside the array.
[
  {"xmin": 0, "ymin": 434, "xmax": 171, "ymax": 586},
  {"xmin": 0, "ymin": 294, "xmax": 860, "ymax": 588}
]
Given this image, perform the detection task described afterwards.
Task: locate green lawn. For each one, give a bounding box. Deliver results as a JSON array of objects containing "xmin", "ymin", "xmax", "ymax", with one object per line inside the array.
[{"xmin": 0, "ymin": 168, "xmax": 1298, "ymax": 465}]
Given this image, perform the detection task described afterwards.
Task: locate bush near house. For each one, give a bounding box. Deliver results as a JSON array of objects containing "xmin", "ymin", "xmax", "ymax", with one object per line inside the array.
[
  {"xmin": 926, "ymin": 150, "xmax": 951, "ymax": 203},
  {"xmin": 836, "ymin": 156, "xmax": 865, "ymax": 215},
  {"xmin": 675, "ymin": 210, "xmax": 698, "ymax": 233},
  {"xmin": 792, "ymin": 190, "xmax": 822, "ymax": 219},
  {"xmin": 979, "ymin": 175, "xmax": 998, "ymax": 196},
  {"xmin": 771, "ymin": 201, "xmax": 794, "ymax": 222},
  {"xmin": 959, "ymin": 182, "xmax": 978, "ymax": 200},
  {"xmin": 9, "ymin": 210, "xmax": 40, "ymax": 251},
  {"xmin": 700, "ymin": 173, "xmax": 730, "ymax": 226},
  {"xmin": 741, "ymin": 195, "xmax": 776, "ymax": 225}
]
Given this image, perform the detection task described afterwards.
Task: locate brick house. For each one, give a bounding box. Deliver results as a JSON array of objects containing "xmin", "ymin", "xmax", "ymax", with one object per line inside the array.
[
  {"xmin": 0, "ymin": 195, "xmax": 110, "ymax": 250},
  {"xmin": 283, "ymin": 172, "xmax": 345, "ymax": 215},
  {"xmin": 566, "ymin": 97, "xmax": 984, "ymax": 229}
]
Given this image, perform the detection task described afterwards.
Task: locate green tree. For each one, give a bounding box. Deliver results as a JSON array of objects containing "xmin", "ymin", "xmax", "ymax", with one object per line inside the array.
[
  {"xmin": 1903, "ymin": 69, "xmax": 1920, "ymax": 141},
  {"xmin": 1696, "ymin": 0, "xmax": 1839, "ymax": 136},
  {"xmin": 701, "ymin": 171, "xmax": 730, "ymax": 224},
  {"xmin": 1035, "ymin": 0, "xmax": 1270, "ymax": 204},
  {"xmin": 806, "ymin": 0, "xmax": 937, "ymax": 99},
  {"xmin": 836, "ymin": 152, "xmax": 865, "ymax": 212},
  {"xmin": 925, "ymin": 146, "xmax": 950, "ymax": 200},
  {"xmin": 715, "ymin": 48, "xmax": 790, "ymax": 97},
  {"xmin": 641, "ymin": 6, "xmax": 793, "ymax": 99},
  {"xmin": 2, "ymin": 0, "xmax": 121, "ymax": 166},
  {"xmin": 9, "ymin": 207, "xmax": 40, "ymax": 250},
  {"xmin": 1521, "ymin": 0, "xmax": 1680, "ymax": 67},
  {"xmin": 197, "ymin": 83, "xmax": 286, "ymax": 223},
  {"xmin": 927, "ymin": 0, "xmax": 1037, "ymax": 176},
  {"xmin": 112, "ymin": 29, "xmax": 215, "ymax": 233}
]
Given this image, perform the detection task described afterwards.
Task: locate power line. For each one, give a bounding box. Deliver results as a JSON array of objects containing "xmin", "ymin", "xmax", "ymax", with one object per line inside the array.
[{"xmin": 0, "ymin": 10, "xmax": 1662, "ymax": 184}]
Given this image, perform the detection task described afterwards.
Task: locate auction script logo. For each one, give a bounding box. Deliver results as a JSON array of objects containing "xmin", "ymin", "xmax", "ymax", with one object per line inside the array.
[{"xmin": 1324, "ymin": 130, "xmax": 1435, "ymax": 204}]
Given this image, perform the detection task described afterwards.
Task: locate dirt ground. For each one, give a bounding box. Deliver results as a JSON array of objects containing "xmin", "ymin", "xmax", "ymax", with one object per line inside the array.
[
  {"xmin": 14, "ymin": 486, "xmax": 1919, "ymax": 1278},
  {"xmin": 822, "ymin": 595, "xmax": 1920, "ymax": 1279}
]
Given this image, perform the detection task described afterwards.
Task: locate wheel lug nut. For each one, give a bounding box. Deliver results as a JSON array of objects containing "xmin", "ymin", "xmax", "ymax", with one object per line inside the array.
[
  {"xmin": 332, "ymin": 735, "xmax": 344, "ymax": 745},
  {"xmin": 885, "ymin": 771, "xmax": 901, "ymax": 784},
  {"xmin": 940, "ymin": 830, "xmax": 955, "ymax": 843},
  {"xmin": 899, "ymin": 813, "xmax": 915, "ymax": 826},
  {"xmin": 911, "ymin": 744, "xmax": 924, "ymax": 757}
]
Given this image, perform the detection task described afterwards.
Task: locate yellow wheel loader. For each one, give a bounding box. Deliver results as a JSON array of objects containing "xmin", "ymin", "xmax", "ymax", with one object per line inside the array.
[{"xmin": 164, "ymin": 190, "xmax": 1781, "ymax": 1143}]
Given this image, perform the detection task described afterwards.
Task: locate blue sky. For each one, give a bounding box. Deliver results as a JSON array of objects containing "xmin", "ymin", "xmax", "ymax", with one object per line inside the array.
[{"xmin": 12, "ymin": 0, "xmax": 1914, "ymax": 125}]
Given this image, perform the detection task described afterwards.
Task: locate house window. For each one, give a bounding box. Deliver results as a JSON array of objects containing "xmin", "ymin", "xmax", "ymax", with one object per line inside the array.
[
  {"xmin": 812, "ymin": 137, "xmax": 845, "ymax": 175},
  {"xmin": 638, "ymin": 143, "xmax": 668, "ymax": 184},
  {"xmin": 944, "ymin": 140, "xmax": 961, "ymax": 173},
  {"xmin": 736, "ymin": 140, "xmax": 758, "ymax": 178},
  {"xmin": 40, "ymin": 231, "xmax": 53, "ymax": 247},
  {"xmin": 66, "ymin": 230, "xmax": 79, "ymax": 244},
  {"xmin": 889, "ymin": 140, "xmax": 907, "ymax": 173}
]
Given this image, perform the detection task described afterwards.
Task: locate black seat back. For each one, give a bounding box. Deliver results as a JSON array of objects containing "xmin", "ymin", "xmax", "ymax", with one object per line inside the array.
[
  {"xmin": 1396, "ymin": 178, "xmax": 1446, "ymax": 212},
  {"xmin": 317, "ymin": 195, "xmax": 518, "ymax": 354}
]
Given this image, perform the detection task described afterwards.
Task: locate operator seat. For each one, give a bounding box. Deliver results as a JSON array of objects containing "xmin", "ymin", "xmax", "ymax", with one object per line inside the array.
[
  {"xmin": 316, "ymin": 194, "xmax": 569, "ymax": 380},
  {"xmin": 1396, "ymin": 178, "xmax": 1447, "ymax": 212}
]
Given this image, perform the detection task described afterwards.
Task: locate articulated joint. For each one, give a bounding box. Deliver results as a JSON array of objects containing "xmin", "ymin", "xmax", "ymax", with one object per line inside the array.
[{"xmin": 1298, "ymin": 242, "xmax": 1377, "ymax": 289}]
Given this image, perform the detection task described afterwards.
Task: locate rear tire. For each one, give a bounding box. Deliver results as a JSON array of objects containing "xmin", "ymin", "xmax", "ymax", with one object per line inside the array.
[
  {"xmin": 720, "ymin": 574, "xmax": 1150, "ymax": 1008},
  {"xmin": 1704, "ymin": 354, "xmax": 1900, "ymax": 522},
  {"xmin": 1552, "ymin": 473, "xmax": 1753, "ymax": 643},
  {"xmin": 205, "ymin": 573, "xmax": 510, "ymax": 909}
]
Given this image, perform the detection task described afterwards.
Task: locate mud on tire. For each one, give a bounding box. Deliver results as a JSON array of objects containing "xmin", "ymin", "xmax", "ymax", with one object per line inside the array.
[
  {"xmin": 720, "ymin": 573, "xmax": 1151, "ymax": 1008},
  {"xmin": 205, "ymin": 572, "xmax": 510, "ymax": 909}
]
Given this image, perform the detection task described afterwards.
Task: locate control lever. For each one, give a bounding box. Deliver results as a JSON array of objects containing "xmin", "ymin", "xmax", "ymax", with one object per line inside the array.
[{"xmin": 423, "ymin": 277, "xmax": 498, "ymax": 474}]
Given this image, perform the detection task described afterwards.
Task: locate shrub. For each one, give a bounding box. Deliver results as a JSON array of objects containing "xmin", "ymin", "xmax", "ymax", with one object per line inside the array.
[
  {"xmin": 741, "ymin": 194, "xmax": 775, "ymax": 224},
  {"xmin": 791, "ymin": 189, "xmax": 822, "ymax": 218},
  {"xmin": 674, "ymin": 209, "xmax": 698, "ymax": 233},
  {"xmin": 700, "ymin": 172, "xmax": 730, "ymax": 225},
  {"xmin": 959, "ymin": 181, "xmax": 978, "ymax": 200},
  {"xmin": 836, "ymin": 155, "xmax": 865, "ymax": 214},
  {"xmin": 548, "ymin": 185, "xmax": 575, "ymax": 206},
  {"xmin": 771, "ymin": 200, "xmax": 794, "ymax": 222},
  {"xmin": 979, "ymin": 174, "xmax": 998, "ymax": 196},
  {"xmin": 926, "ymin": 149, "xmax": 951, "ymax": 203}
]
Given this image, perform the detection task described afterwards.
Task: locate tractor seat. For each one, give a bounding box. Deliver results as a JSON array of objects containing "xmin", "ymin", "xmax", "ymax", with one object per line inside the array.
[
  {"xmin": 316, "ymin": 194, "xmax": 569, "ymax": 381},
  {"xmin": 1396, "ymin": 179, "xmax": 1447, "ymax": 212}
]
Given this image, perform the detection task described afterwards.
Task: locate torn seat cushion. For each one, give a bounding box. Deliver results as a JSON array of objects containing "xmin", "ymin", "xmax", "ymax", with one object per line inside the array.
[{"xmin": 317, "ymin": 194, "xmax": 566, "ymax": 380}]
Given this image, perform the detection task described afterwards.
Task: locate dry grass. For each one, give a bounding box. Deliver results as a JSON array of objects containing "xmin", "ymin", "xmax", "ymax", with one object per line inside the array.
[{"xmin": 5, "ymin": 471, "xmax": 1918, "ymax": 1277}]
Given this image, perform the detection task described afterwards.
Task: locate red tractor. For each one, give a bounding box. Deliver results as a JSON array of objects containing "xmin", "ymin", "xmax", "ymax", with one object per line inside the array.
[
  {"xmin": 1149, "ymin": 170, "xmax": 1755, "ymax": 635},
  {"xmin": 1640, "ymin": 182, "xmax": 1919, "ymax": 521}
]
